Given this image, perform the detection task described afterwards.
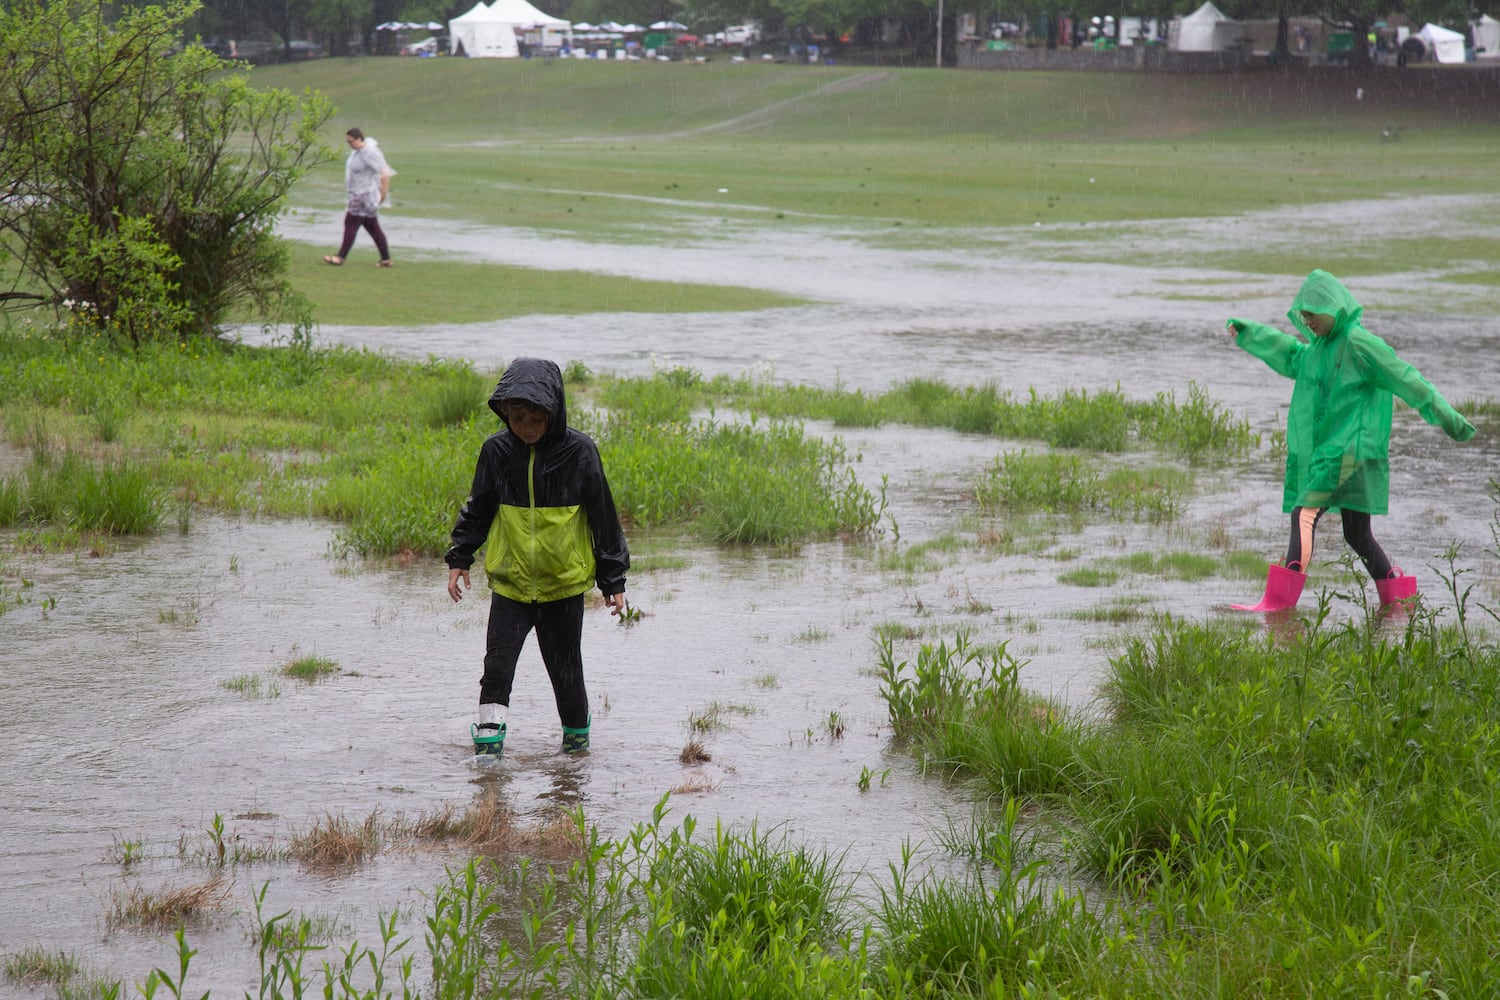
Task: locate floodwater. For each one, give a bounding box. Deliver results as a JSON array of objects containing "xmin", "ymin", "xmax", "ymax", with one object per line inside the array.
[{"xmin": 3, "ymin": 194, "xmax": 1497, "ymax": 993}]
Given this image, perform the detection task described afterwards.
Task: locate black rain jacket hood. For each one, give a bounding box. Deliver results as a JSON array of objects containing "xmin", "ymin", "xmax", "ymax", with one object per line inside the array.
[{"xmin": 490, "ymin": 357, "xmax": 568, "ymax": 445}]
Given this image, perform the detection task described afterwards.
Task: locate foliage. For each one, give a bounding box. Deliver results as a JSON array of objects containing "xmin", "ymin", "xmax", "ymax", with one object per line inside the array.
[
  {"xmin": 0, "ymin": 448, "xmax": 164, "ymax": 536},
  {"xmin": 599, "ymin": 411, "xmax": 888, "ymax": 545},
  {"xmin": 0, "ymin": 329, "xmax": 885, "ymax": 553},
  {"xmin": 0, "ymin": 0, "xmax": 334, "ymax": 343},
  {"xmin": 596, "ymin": 371, "xmax": 1257, "ymax": 463},
  {"xmin": 883, "ymin": 581, "xmax": 1500, "ymax": 995},
  {"xmin": 973, "ymin": 450, "xmax": 1189, "ymax": 522},
  {"xmin": 20, "ymin": 579, "xmax": 1500, "ymax": 1000}
]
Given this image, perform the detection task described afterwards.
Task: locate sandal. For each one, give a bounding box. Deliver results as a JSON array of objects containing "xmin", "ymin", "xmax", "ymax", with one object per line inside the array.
[
  {"xmin": 322, "ymin": 255, "xmax": 343, "ymax": 266},
  {"xmin": 377, "ymin": 259, "xmax": 393, "ymax": 268}
]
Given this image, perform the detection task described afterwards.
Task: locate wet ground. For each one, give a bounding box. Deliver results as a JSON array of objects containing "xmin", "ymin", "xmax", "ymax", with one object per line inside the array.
[{"xmin": 3, "ymin": 195, "xmax": 1497, "ymax": 993}]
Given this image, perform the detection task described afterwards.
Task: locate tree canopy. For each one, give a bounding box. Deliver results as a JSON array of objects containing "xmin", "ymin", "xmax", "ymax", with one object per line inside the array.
[
  {"xmin": 180, "ymin": 0, "xmax": 1476, "ymax": 67},
  {"xmin": 0, "ymin": 0, "xmax": 334, "ymax": 342}
]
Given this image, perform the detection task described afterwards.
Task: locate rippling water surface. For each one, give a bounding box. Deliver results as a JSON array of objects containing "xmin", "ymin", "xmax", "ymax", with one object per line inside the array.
[{"xmin": 3, "ymin": 196, "xmax": 1496, "ymax": 992}]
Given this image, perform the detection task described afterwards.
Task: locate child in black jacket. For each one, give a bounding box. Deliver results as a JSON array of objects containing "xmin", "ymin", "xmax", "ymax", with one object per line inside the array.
[{"xmin": 445, "ymin": 358, "xmax": 629, "ymax": 757}]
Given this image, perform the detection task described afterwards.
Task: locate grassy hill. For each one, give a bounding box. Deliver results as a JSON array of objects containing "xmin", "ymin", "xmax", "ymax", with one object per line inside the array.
[
  {"xmin": 243, "ymin": 59, "xmax": 1499, "ymax": 324},
  {"xmin": 259, "ymin": 59, "xmax": 1500, "ymax": 233}
]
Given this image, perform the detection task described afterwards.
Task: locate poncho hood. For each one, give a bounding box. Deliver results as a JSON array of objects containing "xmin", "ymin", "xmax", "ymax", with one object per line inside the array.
[
  {"xmin": 489, "ymin": 357, "xmax": 568, "ymax": 445},
  {"xmin": 1288, "ymin": 269, "xmax": 1362, "ymax": 341}
]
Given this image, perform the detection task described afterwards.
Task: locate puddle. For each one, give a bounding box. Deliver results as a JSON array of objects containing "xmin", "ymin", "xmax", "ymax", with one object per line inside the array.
[
  {"xmin": 260, "ymin": 194, "xmax": 1500, "ymax": 397},
  {"xmin": 5, "ymin": 200, "xmax": 1497, "ymax": 991}
]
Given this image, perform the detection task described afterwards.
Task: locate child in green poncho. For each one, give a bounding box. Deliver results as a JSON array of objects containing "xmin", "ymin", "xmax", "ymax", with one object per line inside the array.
[{"xmin": 1226, "ymin": 269, "xmax": 1475, "ymax": 612}]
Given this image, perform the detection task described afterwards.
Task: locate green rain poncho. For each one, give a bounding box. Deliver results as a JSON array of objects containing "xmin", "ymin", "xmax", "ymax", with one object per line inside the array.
[{"xmin": 1230, "ymin": 269, "xmax": 1475, "ymax": 515}]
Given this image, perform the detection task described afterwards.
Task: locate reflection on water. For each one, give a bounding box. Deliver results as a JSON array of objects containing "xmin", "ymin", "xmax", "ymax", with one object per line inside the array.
[{"xmin": 4, "ymin": 199, "xmax": 1496, "ymax": 990}]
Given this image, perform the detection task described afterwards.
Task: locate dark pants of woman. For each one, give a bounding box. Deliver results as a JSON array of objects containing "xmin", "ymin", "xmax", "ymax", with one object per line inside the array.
[
  {"xmin": 337, "ymin": 212, "xmax": 390, "ymax": 261},
  {"xmin": 1285, "ymin": 507, "xmax": 1393, "ymax": 580},
  {"xmin": 482, "ymin": 593, "xmax": 589, "ymax": 729}
]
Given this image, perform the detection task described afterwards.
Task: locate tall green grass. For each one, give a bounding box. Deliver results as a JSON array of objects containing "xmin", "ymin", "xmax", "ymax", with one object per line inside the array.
[
  {"xmin": 25, "ymin": 593, "xmax": 1500, "ymax": 1000},
  {"xmin": 877, "ymin": 577, "xmax": 1500, "ymax": 995},
  {"xmin": 0, "ymin": 449, "xmax": 163, "ymax": 535},
  {"xmin": 595, "ymin": 370, "xmax": 1257, "ymax": 462},
  {"xmin": 973, "ymin": 451, "xmax": 1190, "ymax": 522},
  {"xmin": 34, "ymin": 796, "xmax": 1084, "ymax": 999},
  {"xmin": 0, "ymin": 329, "xmax": 886, "ymax": 553},
  {"xmin": 601, "ymin": 413, "xmax": 885, "ymax": 545}
]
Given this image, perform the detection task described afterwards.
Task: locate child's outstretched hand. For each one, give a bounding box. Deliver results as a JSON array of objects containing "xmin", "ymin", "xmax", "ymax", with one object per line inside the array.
[
  {"xmin": 448, "ymin": 568, "xmax": 470, "ymax": 603},
  {"xmin": 1226, "ymin": 320, "xmax": 1241, "ymax": 340}
]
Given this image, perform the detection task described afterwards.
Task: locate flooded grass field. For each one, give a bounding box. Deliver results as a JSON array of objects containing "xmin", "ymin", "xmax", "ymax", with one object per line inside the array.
[{"xmin": 3, "ymin": 192, "xmax": 1497, "ymax": 993}]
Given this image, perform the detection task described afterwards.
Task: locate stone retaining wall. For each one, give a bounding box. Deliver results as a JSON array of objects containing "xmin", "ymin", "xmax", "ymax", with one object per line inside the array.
[{"xmin": 957, "ymin": 41, "xmax": 1250, "ymax": 72}]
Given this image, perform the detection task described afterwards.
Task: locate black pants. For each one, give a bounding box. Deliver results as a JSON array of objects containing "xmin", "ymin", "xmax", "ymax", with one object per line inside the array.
[
  {"xmin": 482, "ymin": 593, "xmax": 589, "ymax": 729},
  {"xmin": 337, "ymin": 212, "xmax": 390, "ymax": 261},
  {"xmin": 1285, "ymin": 507, "xmax": 1393, "ymax": 580}
]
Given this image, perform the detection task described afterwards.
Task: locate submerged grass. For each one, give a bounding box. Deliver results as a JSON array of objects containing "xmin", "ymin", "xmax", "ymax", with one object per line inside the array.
[
  {"xmin": 2, "ymin": 947, "xmax": 83, "ymax": 991},
  {"xmin": 106, "ymin": 877, "xmax": 231, "ymax": 931},
  {"xmin": 51, "ymin": 603, "xmax": 1500, "ymax": 1000},
  {"xmin": 288, "ymin": 812, "xmax": 385, "ymax": 870},
  {"xmin": 280, "ymin": 654, "xmax": 339, "ymax": 682},
  {"xmin": 974, "ymin": 450, "xmax": 1190, "ymax": 522}
]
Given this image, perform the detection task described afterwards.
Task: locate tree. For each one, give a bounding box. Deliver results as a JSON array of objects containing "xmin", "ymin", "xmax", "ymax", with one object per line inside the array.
[
  {"xmin": 304, "ymin": 0, "xmax": 374, "ymax": 56},
  {"xmin": 0, "ymin": 0, "xmax": 335, "ymax": 343},
  {"xmin": 1312, "ymin": 0, "xmax": 1394, "ymax": 67}
]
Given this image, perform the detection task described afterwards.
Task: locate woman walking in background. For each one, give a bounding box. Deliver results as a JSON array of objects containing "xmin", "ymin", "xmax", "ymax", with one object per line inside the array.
[{"xmin": 324, "ymin": 127, "xmax": 395, "ymax": 267}]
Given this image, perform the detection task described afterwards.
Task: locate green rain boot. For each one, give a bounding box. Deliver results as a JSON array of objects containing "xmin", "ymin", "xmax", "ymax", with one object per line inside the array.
[
  {"xmin": 561, "ymin": 716, "xmax": 591, "ymax": 754},
  {"xmin": 472, "ymin": 703, "xmax": 507, "ymax": 757}
]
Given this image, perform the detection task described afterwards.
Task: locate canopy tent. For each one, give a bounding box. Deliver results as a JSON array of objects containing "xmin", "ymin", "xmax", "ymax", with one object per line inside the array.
[
  {"xmin": 449, "ymin": 0, "xmax": 567, "ymax": 56},
  {"xmin": 1473, "ymin": 14, "xmax": 1500, "ymax": 56},
  {"xmin": 487, "ymin": 0, "xmax": 569, "ymax": 30},
  {"xmin": 1171, "ymin": 1, "xmax": 1240, "ymax": 51},
  {"xmin": 1417, "ymin": 22, "xmax": 1467, "ymax": 63},
  {"xmin": 449, "ymin": 2, "xmax": 518, "ymax": 56}
]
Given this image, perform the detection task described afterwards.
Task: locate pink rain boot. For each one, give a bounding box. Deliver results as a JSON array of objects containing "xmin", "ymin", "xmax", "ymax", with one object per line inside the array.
[
  {"xmin": 1375, "ymin": 569, "xmax": 1418, "ymax": 608},
  {"xmin": 1231, "ymin": 563, "xmax": 1307, "ymax": 612}
]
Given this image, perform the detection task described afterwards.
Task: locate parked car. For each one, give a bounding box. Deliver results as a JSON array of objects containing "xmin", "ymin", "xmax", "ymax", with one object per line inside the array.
[{"xmin": 709, "ymin": 23, "xmax": 759, "ymax": 45}]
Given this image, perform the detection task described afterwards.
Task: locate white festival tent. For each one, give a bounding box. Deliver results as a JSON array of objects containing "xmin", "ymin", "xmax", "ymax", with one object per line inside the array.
[
  {"xmin": 449, "ymin": 2, "xmax": 518, "ymax": 56},
  {"xmin": 489, "ymin": 0, "xmax": 570, "ymax": 31},
  {"xmin": 1171, "ymin": 1, "xmax": 1241, "ymax": 51},
  {"xmin": 1472, "ymin": 13, "xmax": 1500, "ymax": 57},
  {"xmin": 1417, "ymin": 22, "xmax": 1467, "ymax": 63},
  {"xmin": 449, "ymin": 0, "xmax": 569, "ymax": 57}
]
